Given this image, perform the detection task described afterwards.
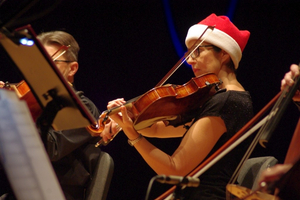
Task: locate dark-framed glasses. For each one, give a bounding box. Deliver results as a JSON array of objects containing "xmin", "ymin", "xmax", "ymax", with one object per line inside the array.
[
  {"xmin": 53, "ymin": 60, "xmax": 74, "ymax": 63},
  {"xmin": 190, "ymin": 45, "xmax": 214, "ymax": 59}
]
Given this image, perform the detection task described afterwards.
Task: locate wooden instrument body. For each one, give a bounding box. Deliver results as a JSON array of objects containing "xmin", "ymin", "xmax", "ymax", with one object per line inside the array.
[{"xmin": 2, "ymin": 80, "xmax": 42, "ymax": 121}]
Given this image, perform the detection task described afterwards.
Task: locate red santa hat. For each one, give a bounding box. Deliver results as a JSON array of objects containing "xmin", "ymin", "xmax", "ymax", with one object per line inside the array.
[{"xmin": 185, "ymin": 13, "xmax": 250, "ymax": 69}]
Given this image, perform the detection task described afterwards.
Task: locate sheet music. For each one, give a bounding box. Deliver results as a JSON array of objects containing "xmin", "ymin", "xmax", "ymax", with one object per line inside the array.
[
  {"xmin": 0, "ymin": 27, "xmax": 97, "ymax": 131},
  {"xmin": 0, "ymin": 90, "xmax": 65, "ymax": 200}
]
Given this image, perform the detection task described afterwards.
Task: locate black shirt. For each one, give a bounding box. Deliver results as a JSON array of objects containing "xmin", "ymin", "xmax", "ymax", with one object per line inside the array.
[
  {"xmin": 47, "ymin": 91, "xmax": 101, "ymax": 200},
  {"xmin": 182, "ymin": 90, "xmax": 254, "ymax": 200}
]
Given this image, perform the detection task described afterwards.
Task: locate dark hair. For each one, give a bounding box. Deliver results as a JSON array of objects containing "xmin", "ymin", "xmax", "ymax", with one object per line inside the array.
[
  {"xmin": 37, "ymin": 31, "xmax": 80, "ymax": 61},
  {"xmin": 212, "ymin": 45, "xmax": 235, "ymax": 73}
]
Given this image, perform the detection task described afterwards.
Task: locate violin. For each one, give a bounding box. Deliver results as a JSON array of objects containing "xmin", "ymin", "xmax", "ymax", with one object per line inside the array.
[
  {"xmin": 87, "ymin": 73, "xmax": 222, "ymax": 145},
  {"xmin": 1, "ymin": 80, "xmax": 42, "ymax": 121},
  {"xmin": 87, "ymin": 26, "xmax": 218, "ymax": 146}
]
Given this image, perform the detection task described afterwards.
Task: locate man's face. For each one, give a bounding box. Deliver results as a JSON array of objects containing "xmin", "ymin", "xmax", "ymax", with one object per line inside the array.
[{"xmin": 44, "ymin": 44, "xmax": 73, "ymax": 81}]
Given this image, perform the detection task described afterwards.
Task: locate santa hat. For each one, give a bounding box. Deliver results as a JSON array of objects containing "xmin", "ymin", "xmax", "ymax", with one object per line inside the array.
[{"xmin": 185, "ymin": 13, "xmax": 250, "ymax": 69}]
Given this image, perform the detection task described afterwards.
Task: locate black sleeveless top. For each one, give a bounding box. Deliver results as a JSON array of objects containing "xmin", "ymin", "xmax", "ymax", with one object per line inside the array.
[{"xmin": 182, "ymin": 90, "xmax": 254, "ymax": 200}]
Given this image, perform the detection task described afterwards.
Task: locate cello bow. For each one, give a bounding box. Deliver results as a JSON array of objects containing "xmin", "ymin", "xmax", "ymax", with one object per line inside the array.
[
  {"xmin": 155, "ymin": 92, "xmax": 281, "ymax": 200},
  {"xmin": 157, "ymin": 63, "xmax": 300, "ymax": 199}
]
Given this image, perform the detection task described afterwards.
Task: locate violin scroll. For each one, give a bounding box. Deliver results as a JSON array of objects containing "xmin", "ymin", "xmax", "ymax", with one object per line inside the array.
[
  {"xmin": 86, "ymin": 111, "xmax": 110, "ymax": 136},
  {"xmin": 86, "ymin": 111, "xmax": 123, "ymax": 147}
]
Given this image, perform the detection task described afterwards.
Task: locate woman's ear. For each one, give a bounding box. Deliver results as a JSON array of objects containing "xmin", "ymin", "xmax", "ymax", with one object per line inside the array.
[{"xmin": 220, "ymin": 50, "xmax": 231, "ymax": 65}]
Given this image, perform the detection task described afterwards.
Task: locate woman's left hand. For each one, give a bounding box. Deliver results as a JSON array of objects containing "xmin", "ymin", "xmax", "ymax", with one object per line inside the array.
[{"xmin": 107, "ymin": 99, "xmax": 139, "ymax": 140}]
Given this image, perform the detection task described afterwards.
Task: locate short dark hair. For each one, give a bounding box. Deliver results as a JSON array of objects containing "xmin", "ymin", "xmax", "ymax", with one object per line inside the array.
[
  {"xmin": 37, "ymin": 31, "xmax": 80, "ymax": 61},
  {"xmin": 212, "ymin": 45, "xmax": 235, "ymax": 73}
]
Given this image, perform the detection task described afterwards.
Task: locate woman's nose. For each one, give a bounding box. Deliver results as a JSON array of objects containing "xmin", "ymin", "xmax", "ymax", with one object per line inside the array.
[{"xmin": 186, "ymin": 56, "xmax": 196, "ymax": 65}]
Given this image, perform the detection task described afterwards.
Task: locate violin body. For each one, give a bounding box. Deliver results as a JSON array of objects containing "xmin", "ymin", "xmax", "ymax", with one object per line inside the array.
[
  {"xmin": 131, "ymin": 73, "xmax": 221, "ymax": 130},
  {"xmin": 2, "ymin": 80, "xmax": 42, "ymax": 121},
  {"xmin": 88, "ymin": 73, "xmax": 221, "ymax": 136}
]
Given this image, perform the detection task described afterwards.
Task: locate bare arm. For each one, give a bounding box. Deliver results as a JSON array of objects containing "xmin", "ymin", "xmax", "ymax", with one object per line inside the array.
[
  {"xmin": 138, "ymin": 121, "xmax": 189, "ymax": 138},
  {"xmin": 111, "ymin": 105, "xmax": 226, "ymax": 176}
]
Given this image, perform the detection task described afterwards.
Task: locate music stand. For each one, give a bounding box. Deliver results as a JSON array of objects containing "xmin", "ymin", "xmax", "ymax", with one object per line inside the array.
[{"xmin": 0, "ymin": 24, "xmax": 98, "ymax": 131}]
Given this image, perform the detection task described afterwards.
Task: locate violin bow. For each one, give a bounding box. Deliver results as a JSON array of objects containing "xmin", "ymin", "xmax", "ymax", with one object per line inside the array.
[
  {"xmin": 90, "ymin": 26, "xmax": 216, "ymax": 146},
  {"xmin": 155, "ymin": 25, "xmax": 215, "ymax": 87}
]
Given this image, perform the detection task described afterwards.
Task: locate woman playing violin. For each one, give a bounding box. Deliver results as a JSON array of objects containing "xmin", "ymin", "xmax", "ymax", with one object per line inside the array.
[{"xmin": 103, "ymin": 13, "xmax": 253, "ymax": 199}]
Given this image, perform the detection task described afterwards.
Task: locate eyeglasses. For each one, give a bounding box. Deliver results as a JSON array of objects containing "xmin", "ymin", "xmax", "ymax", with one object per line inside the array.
[
  {"xmin": 53, "ymin": 60, "xmax": 74, "ymax": 63},
  {"xmin": 189, "ymin": 45, "xmax": 214, "ymax": 59}
]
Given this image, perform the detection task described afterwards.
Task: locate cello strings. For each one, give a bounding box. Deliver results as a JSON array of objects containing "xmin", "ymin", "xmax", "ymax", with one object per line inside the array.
[
  {"xmin": 227, "ymin": 64, "xmax": 300, "ymax": 199},
  {"xmin": 228, "ymin": 86, "xmax": 288, "ymax": 186}
]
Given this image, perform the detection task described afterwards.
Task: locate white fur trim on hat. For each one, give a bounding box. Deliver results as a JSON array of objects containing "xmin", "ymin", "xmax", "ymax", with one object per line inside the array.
[{"xmin": 185, "ymin": 24, "xmax": 242, "ymax": 69}]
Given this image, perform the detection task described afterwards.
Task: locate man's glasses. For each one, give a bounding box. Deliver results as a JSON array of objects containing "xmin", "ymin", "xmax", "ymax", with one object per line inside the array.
[
  {"xmin": 53, "ymin": 60, "xmax": 74, "ymax": 63},
  {"xmin": 189, "ymin": 45, "xmax": 214, "ymax": 59}
]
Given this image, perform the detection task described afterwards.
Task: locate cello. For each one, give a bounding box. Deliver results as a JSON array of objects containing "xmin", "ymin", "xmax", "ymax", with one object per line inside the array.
[
  {"xmin": 154, "ymin": 62, "xmax": 300, "ymax": 200},
  {"xmin": 226, "ymin": 119, "xmax": 300, "ymax": 200},
  {"xmin": 274, "ymin": 118, "xmax": 300, "ymax": 200},
  {"xmin": 224, "ymin": 64, "xmax": 300, "ymax": 200}
]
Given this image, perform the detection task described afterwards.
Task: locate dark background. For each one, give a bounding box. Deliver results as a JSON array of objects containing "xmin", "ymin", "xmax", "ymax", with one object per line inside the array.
[{"xmin": 1, "ymin": 0, "xmax": 300, "ymax": 199}]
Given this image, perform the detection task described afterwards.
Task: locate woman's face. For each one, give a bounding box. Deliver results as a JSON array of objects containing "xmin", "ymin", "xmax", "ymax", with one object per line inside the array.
[{"xmin": 186, "ymin": 41, "xmax": 223, "ymax": 77}]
